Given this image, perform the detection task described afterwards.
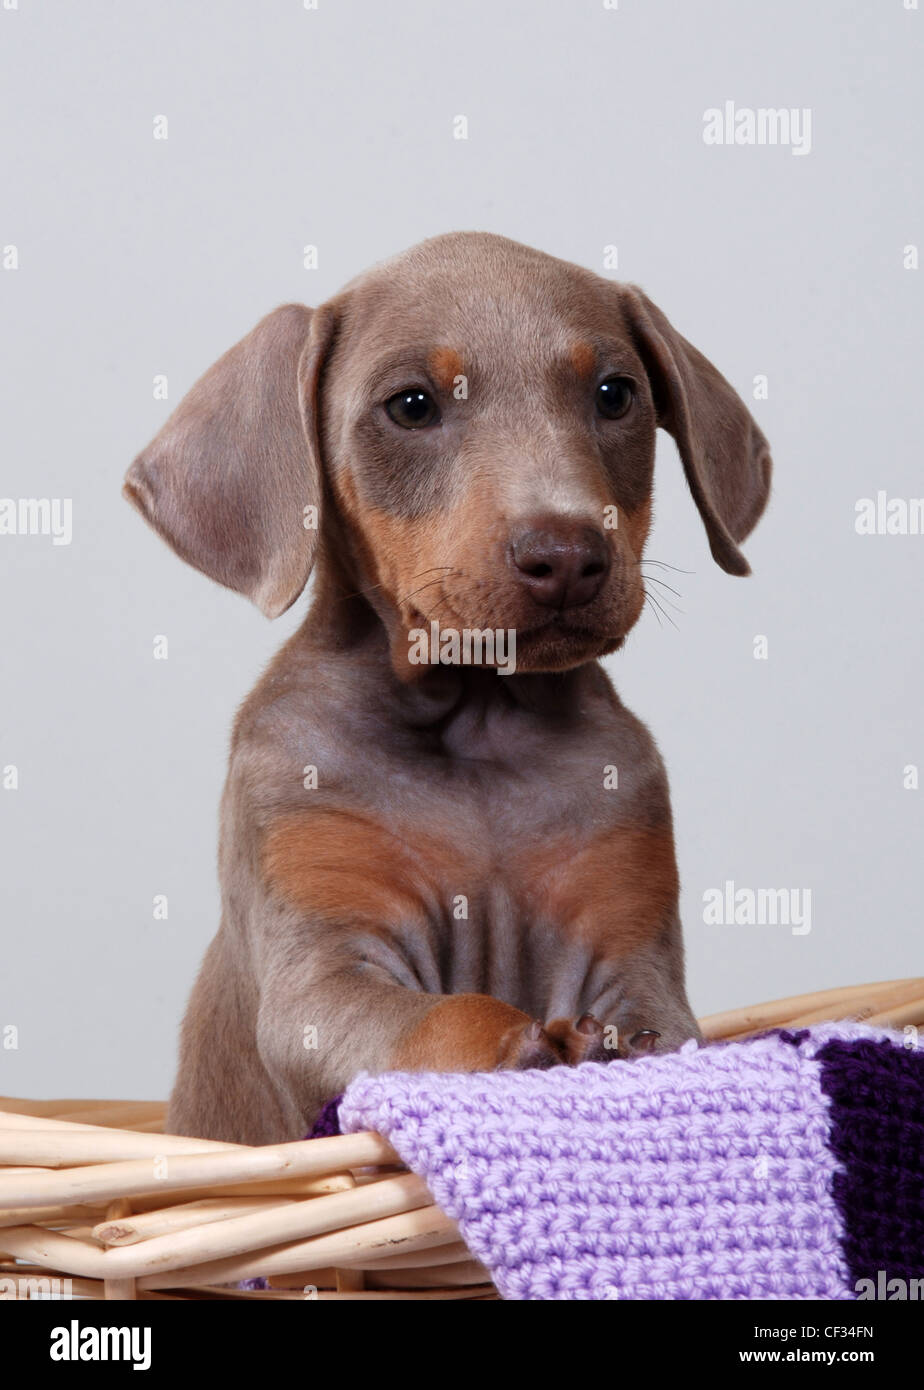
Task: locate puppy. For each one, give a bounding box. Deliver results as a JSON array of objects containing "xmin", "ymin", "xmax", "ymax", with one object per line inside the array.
[{"xmin": 125, "ymin": 233, "xmax": 771, "ymax": 1143}]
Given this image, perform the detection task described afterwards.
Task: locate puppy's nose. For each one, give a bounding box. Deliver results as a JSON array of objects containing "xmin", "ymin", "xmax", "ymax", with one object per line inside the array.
[{"xmin": 509, "ymin": 519, "xmax": 611, "ymax": 609}]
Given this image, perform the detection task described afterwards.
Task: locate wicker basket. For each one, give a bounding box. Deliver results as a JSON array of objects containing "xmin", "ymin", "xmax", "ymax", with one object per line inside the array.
[{"xmin": 2, "ymin": 977, "xmax": 922, "ymax": 1301}]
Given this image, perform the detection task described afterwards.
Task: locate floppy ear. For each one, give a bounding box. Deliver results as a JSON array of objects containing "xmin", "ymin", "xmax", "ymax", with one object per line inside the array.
[
  {"xmin": 621, "ymin": 287, "xmax": 772, "ymax": 576},
  {"xmin": 124, "ymin": 303, "xmax": 335, "ymax": 617}
]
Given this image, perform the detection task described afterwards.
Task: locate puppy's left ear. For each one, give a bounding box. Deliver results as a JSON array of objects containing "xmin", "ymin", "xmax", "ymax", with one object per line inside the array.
[
  {"xmin": 124, "ymin": 304, "xmax": 335, "ymax": 618},
  {"xmin": 621, "ymin": 287, "xmax": 772, "ymax": 575}
]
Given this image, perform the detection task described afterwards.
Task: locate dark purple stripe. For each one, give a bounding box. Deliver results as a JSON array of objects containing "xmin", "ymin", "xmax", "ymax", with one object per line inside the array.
[
  {"xmin": 816, "ymin": 1036, "xmax": 924, "ymax": 1284},
  {"xmin": 307, "ymin": 1094, "xmax": 343, "ymax": 1139}
]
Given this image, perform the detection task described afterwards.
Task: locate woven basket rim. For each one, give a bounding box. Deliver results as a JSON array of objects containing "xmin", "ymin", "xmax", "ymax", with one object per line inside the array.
[{"xmin": 2, "ymin": 976, "xmax": 922, "ymax": 1300}]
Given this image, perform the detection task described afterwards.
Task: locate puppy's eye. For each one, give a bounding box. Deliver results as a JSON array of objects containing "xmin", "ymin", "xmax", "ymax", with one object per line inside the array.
[
  {"xmin": 595, "ymin": 376, "xmax": 634, "ymax": 420},
  {"xmin": 385, "ymin": 388, "xmax": 440, "ymax": 429}
]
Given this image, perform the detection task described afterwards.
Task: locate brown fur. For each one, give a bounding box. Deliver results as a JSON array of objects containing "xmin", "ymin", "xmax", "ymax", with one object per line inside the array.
[
  {"xmin": 123, "ymin": 233, "xmax": 772, "ymax": 1143},
  {"xmin": 514, "ymin": 826, "xmax": 680, "ymax": 953},
  {"xmin": 428, "ymin": 346, "xmax": 464, "ymax": 391},
  {"xmin": 393, "ymin": 995, "xmax": 534, "ymax": 1071},
  {"xmin": 262, "ymin": 810, "xmax": 453, "ymax": 925},
  {"xmin": 569, "ymin": 341, "xmax": 597, "ymax": 378}
]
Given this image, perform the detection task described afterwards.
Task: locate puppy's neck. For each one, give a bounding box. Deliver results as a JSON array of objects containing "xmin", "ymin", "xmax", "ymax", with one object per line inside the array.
[{"xmin": 301, "ymin": 560, "xmax": 608, "ymax": 732}]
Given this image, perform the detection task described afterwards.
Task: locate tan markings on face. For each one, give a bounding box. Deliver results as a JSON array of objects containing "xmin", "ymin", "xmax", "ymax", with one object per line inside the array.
[
  {"xmin": 392, "ymin": 994, "xmax": 534, "ymax": 1071},
  {"xmin": 334, "ymin": 470, "xmax": 457, "ymax": 642},
  {"xmin": 334, "ymin": 467, "xmax": 504, "ymax": 629},
  {"xmin": 569, "ymin": 341, "xmax": 596, "ymax": 379},
  {"xmin": 262, "ymin": 810, "xmax": 456, "ymax": 926},
  {"xmin": 514, "ymin": 825, "xmax": 679, "ymax": 954},
  {"xmin": 428, "ymin": 346, "xmax": 464, "ymax": 392}
]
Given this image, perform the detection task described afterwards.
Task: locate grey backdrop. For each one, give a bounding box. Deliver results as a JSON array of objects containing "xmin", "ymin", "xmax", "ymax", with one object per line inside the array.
[{"xmin": 1, "ymin": 0, "xmax": 921, "ymax": 1100}]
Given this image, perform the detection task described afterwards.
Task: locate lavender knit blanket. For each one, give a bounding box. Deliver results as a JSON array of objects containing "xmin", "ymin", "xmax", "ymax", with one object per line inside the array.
[{"xmin": 325, "ymin": 1022, "xmax": 924, "ymax": 1300}]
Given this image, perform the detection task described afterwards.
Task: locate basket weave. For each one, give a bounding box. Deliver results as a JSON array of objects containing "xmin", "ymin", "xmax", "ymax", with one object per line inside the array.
[{"xmin": 2, "ymin": 977, "xmax": 922, "ymax": 1301}]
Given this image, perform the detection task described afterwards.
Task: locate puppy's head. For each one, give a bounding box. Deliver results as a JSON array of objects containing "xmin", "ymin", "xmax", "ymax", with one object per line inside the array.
[{"xmin": 125, "ymin": 233, "xmax": 771, "ymax": 675}]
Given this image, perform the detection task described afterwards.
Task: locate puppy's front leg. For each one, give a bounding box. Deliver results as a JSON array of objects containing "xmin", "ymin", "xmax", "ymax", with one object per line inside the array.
[{"xmin": 255, "ymin": 948, "xmax": 563, "ymax": 1138}]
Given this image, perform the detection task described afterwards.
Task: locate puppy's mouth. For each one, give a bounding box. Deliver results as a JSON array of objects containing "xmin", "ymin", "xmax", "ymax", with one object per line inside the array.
[
  {"xmin": 402, "ymin": 601, "xmax": 632, "ymax": 673},
  {"xmin": 512, "ymin": 612, "xmax": 631, "ymax": 668}
]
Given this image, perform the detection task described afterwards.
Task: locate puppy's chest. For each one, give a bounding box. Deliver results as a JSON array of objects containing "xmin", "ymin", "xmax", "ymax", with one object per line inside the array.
[
  {"xmin": 317, "ymin": 725, "xmax": 674, "ymax": 1006},
  {"xmin": 262, "ymin": 692, "xmax": 668, "ymax": 954},
  {"xmin": 392, "ymin": 692, "xmax": 629, "ymax": 856},
  {"xmin": 259, "ymin": 672, "xmax": 669, "ymax": 989}
]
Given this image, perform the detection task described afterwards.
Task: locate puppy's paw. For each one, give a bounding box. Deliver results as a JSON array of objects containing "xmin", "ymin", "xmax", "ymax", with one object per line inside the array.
[
  {"xmin": 545, "ymin": 1015, "xmax": 668, "ymax": 1064},
  {"xmin": 495, "ymin": 1018, "xmax": 567, "ymax": 1071}
]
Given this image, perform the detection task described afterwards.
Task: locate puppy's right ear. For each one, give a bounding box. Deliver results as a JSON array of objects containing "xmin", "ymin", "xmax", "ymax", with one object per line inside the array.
[
  {"xmin": 124, "ymin": 304, "xmax": 335, "ymax": 618},
  {"xmin": 620, "ymin": 288, "xmax": 771, "ymax": 577}
]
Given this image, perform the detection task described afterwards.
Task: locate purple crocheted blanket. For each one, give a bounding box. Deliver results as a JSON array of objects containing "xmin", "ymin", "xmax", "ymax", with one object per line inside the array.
[{"xmin": 320, "ymin": 1022, "xmax": 924, "ymax": 1300}]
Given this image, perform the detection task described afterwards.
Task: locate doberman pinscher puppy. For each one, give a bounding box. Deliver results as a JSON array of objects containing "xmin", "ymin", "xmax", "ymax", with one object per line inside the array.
[{"xmin": 125, "ymin": 233, "xmax": 771, "ymax": 1144}]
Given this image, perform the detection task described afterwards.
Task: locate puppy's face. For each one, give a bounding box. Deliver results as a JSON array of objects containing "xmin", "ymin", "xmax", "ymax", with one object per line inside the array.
[
  {"xmin": 322, "ymin": 240, "xmax": 657, "ymax": 673},
  {"xmin": 125, "ymin": 233, "xmax": 772, "ymax": 663}
]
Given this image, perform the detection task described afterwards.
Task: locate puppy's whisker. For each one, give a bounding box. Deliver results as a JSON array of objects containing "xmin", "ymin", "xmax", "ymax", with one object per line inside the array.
[
  {"xmin": 642, "ymin": 571, "xmax": 683, "ymax": 592},
  {"xmin": 417, "ymin": 589, "xmax": 450, "ymax": 625},
  {"xmin": 340, "ymin": 568, "xmax": 459, "ymax": 607},
  {"xmin": 642, "ymin": 579, "xmax": 684, "ymax": 613},
  {"xmin": 644, "ymin": 585, "xmax": 679, "ymax": 629},
  {"xmin": 336, "ymin": 578, "xmax": 386, "ymax": 604},
  {"xmin": 641, "ymin": 572, "xmax": 683, "ymax": 601},
  {"xmin": 643, "ymin": 558, "xmax": 694, "ymax": 575},
  {"xmin": 397, "ymin": 571, "xmax": 464, "ymax": 612},
  {"xmin": 644, "ymin": 593, "xmax": 664, "ymax": 628}
]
